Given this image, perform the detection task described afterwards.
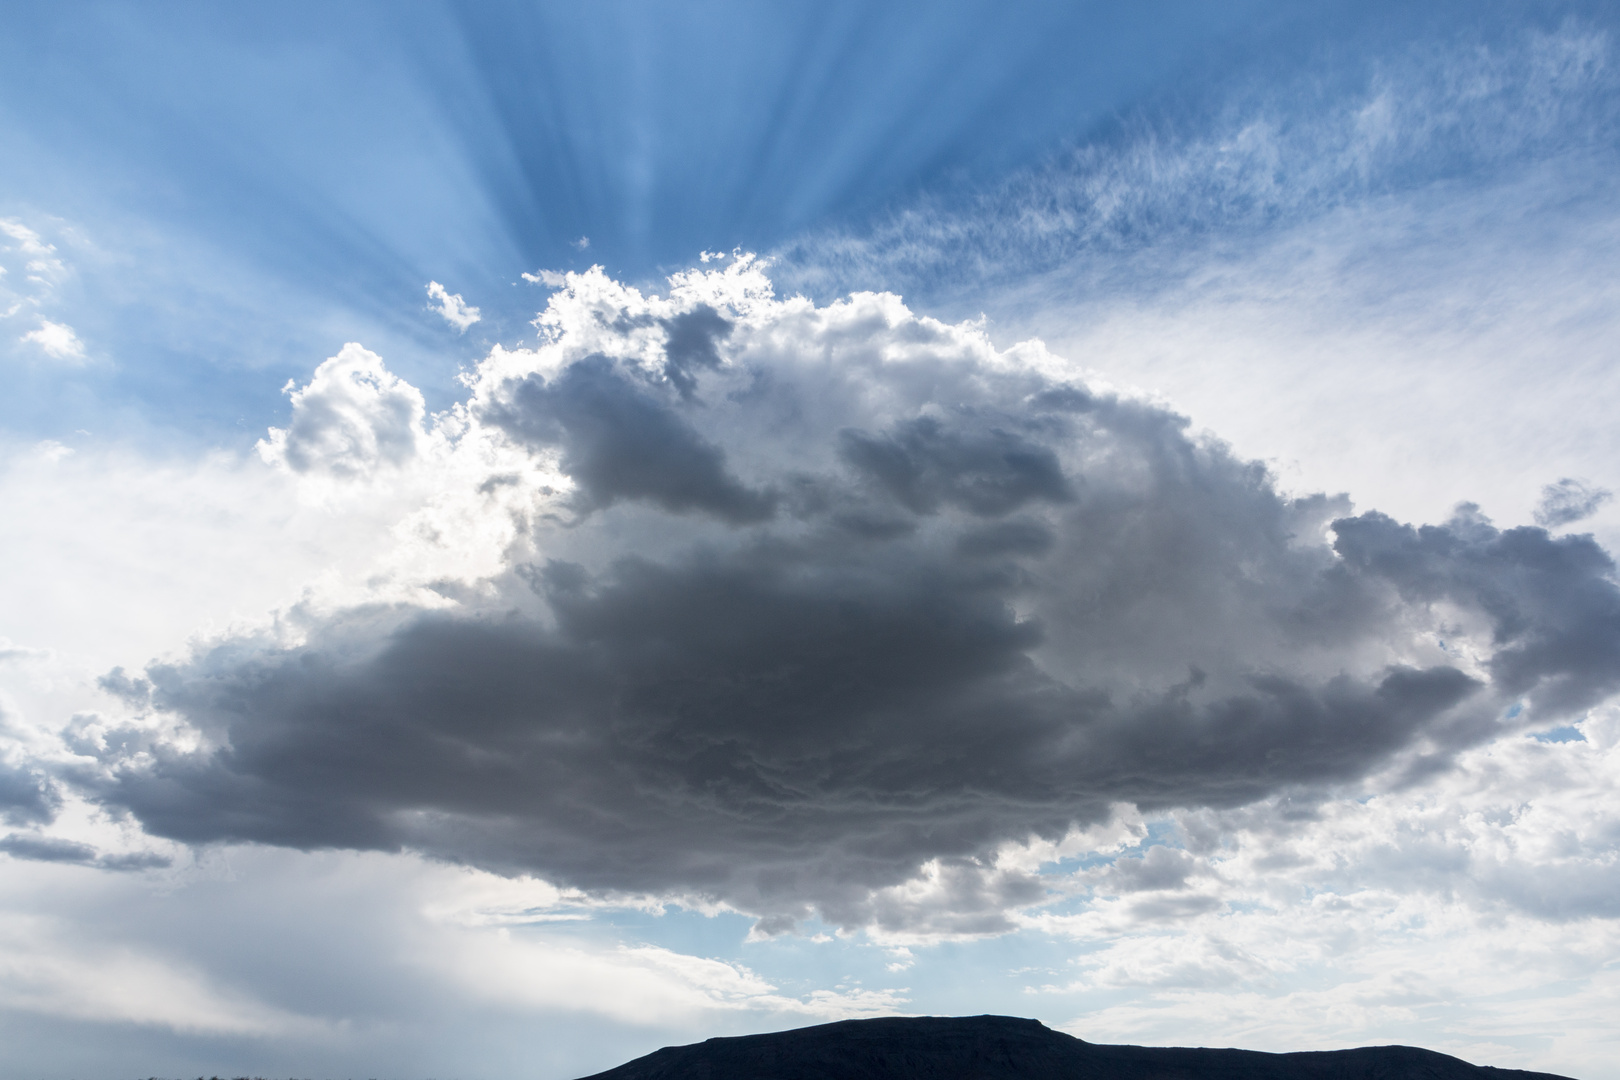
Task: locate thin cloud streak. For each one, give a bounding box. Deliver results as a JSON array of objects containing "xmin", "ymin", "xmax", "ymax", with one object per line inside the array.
[{"xmin": 773, "ymin": 21, "xmax": 1619, "ymax": 302}]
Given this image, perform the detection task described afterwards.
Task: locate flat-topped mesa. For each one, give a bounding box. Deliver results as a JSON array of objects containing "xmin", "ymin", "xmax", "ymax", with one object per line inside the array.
[{"xmin": 576, "ymin": 1014, "xmax": 1579, "ymax": 1080}]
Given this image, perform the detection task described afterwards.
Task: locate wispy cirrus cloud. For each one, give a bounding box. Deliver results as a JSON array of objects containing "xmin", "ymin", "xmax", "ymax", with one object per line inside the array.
[
  {"xmin": 1, "ymin": 218, "xmax": 85, "ymax": 362},
  {"xmin": 773, "ymin": 23, "xmax": 1619, "ymax": 302},
  {"xmin": 19, "ymin": 319, "xmax": 84, "ymax": 361}
]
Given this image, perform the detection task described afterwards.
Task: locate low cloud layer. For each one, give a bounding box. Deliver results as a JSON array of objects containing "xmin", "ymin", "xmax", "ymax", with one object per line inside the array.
[{"xmin": 64, "ymin": 259, "xmax": 1620, "ymax": 929}]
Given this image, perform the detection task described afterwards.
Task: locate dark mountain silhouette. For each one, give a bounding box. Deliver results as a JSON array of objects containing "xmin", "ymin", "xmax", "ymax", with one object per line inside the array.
[{"xmin": 576, "ymin": 1015, "xmax": 1578, "ymax": 1080}]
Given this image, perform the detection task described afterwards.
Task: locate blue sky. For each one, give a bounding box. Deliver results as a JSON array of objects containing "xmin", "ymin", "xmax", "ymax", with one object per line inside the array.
[
  {"xmin": 1, "ymin": 0, "xmax": 1386, "ymax": 439},
  {"xmin": 3, "ymin": 3, "xmax": 1620, "ymax": 1080}
]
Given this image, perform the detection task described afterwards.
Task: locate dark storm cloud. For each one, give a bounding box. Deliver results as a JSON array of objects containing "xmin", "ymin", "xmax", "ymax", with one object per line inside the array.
[
  {"xmin": 1334, "ymin": 506, "xmax": 1620, "ymax": 716},
  {"xmin": 0, "ymin": 831, "xmax": 169, "ymax": 870},
  {"xmin": 839, "ymin": 417, "xmax": 1072, "ymax": 517},
  {"xmin": 483, "ymin": 356, "xmax": 776, "ymax": 523},
  {"xmin": 0, "ymin": 833, "xmax": 97, "ymax": 863},
  {"xmin": 0, "ymin": 759, "xmax": 59, "ymax": 826},
  {"xmin": 659, "ymin": 303, "xmax": 733, "ymax": 399},
  {"xmin": 1533, "ymin": 477, "xmax": 1612, "ymax": 528},
  {"xmin": 66, "ymin": 272, "xmax": 1620, "ymax": 927}
]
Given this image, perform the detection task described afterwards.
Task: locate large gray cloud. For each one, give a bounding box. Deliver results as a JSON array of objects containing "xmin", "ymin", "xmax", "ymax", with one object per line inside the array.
[
  {"xmin": 0, "ymin": 759, "xmax": 58, "ymax": 827},
  {"xmin": 68, "ymin": 266, "xmax": 1620, "ymax": 928}
]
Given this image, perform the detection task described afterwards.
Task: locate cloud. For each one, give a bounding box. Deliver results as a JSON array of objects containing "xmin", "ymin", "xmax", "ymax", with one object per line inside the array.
[
  {"xmin": 483, "ymin": 354, "xmax": 776, "ymax": 522},
  {"xmin": 258, "ymin": 342, "xmax": 427, "ymax": 480},
  {"xmin": 1334, "ymin": 506, "xmax": 1620, "ymax": 718},
  {"xmin": 426, "ymin": 280, "xmax": 481, "ymax": 332},
  {"xmin": 432, "ymin": 928, "xmax": 904, "ymax": 1028},
  {"xmin": 760, "ymin": 18, "xmax": 1620, "ymax": 570},
  {"xmin": 0, "ymin": 833, "xmax": 170, "ymax": 872},
  {"xmin": 773, "ymin": 23, "xmax": 1619, "ymax": 303},
  {"xmin": 0, "ymin": 910, "xmax": 329, "ymax": 1037},
  {"xmin": 0, "ymin": 762, "xmax": 57, "ymax": 827},
  {"xmin": 66, "ymin": 259, "xmax": 1620, "ymax": 932},
  {"xmin": 1535, "ymin": 477, "xmax": 1613, "ymax": 528},
  {"xmin": 1019, "ymin": 706, "xmax": 1620, "ymax": 1077},
  {"xmin": 1, "ymin": 222, "xmax": 72, "ymax": 355},
  {"xmin": 19, "ymin": 320, "xmax": 84, "ymax": 360},
  {"xmin": 0, "ymin": 220, "xmax": 65, "ymax": 282}
]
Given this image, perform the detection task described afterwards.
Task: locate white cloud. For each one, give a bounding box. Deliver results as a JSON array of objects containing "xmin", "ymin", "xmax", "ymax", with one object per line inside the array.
[
  {"xmin": 259, "ymin": 342, "xmax": 427, "ymax": 481},
  {"xmin": 19, "ymin": 319, "xmax": 84, "ymax": 360},
  {"xmin": 0, "ymin": 908, "xmax": 329, "ymax": 1037},
  {"xmin": 0, "ymin": 220, "xmax": 65, "ymax": 282},
  {"xmin": 2, "ymin": 218, "xmax": 80, "ymax": 367},
  {"xmin": 426, "ymin": 279, "xmax": 481, "ymax": 332},
  {"xmin": 432, "ymin": 928, "xmax": 906, "ymax": 1027},
  {"xmin": 1009, "ymin": 708, "xmax": 1620, "ymax": 1076}
]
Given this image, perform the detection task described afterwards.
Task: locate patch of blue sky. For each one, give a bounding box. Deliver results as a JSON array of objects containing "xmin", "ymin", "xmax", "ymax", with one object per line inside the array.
[
  {"xmin": 0, "ymin": 0, "xmax": 1364, "ymax": 450},
  {"xmin": 1033, "ymin": 817, "xmax": 1185, "ymax": 877},
  {"xmin": 1532, "ymin": 725, "xmax": 1587, "ymax": 743},
  {"xmin": 545, "ymin": 894, "xmax": 1129, "ymax": 1025},
  {"xmin": 6, "ymin": 0, "xmax": 1614, "ymax": 454},
  {"xmin": 774, "ymin": 0, "xmax": 1620, "ymax": 313},
  {"xmin": 436, "ymin": 0, "xmax": 1284, "ymax": 270}
]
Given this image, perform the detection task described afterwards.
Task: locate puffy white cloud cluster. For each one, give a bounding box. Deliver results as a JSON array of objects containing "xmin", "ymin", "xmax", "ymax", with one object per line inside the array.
[
  {"xmin": 1015, "ymin": 708, "xmax": 1620, "ymax": 1076},
  {"xmin": 48, "ymin": 257, "xmax": 1620, "ymax": 941},
  {"xmin": 258, "ymin": 342, "xmax": 428, "ymax": 481},
  {"xmin": 427, "ymin": 280, "xmax": 482, "ymax": 333},
  {"xmin": 19, "ymin": 319, "xmax": 84, "ymax": 361}
]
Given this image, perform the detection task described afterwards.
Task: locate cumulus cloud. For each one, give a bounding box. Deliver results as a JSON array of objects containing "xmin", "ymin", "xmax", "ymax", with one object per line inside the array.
[
  {"xmin": 19, "ymin": 319, "xmax": 84, "ymax": 360},
  {"xmin": 258, "ymin": 342, "xmax": 427, "ymax": 480},
  {"xmin": 426, "ymin": 280, "xmax": 481, "ymax": 332},
  {"xmin": 66, "ymin": 259, "xmax": 1620, "ymax": 932}
]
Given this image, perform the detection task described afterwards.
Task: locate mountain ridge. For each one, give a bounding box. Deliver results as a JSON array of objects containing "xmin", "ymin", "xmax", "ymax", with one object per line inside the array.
[{"xmin": 575, "ymin": 1014, "xmax": 1579, "ymax": 1080}]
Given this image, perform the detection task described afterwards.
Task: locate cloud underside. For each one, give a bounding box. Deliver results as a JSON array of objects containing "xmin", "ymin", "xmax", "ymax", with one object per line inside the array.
[{"xmin": 76, "ymin": 264, "xmax": 1620, "ymax": 928}]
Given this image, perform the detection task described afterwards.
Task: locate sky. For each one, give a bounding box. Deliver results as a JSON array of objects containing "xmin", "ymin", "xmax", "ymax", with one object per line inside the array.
[{"xmin": 2, "ymin": 2, "xmax": 1619, "ymax": 1079}]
